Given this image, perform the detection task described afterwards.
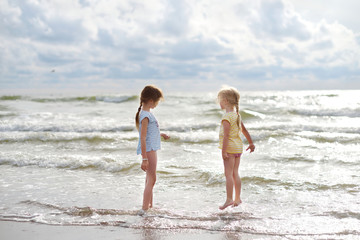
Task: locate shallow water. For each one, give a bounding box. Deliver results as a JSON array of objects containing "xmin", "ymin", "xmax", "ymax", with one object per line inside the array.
[{"xmin": 0, "ymin": 90, "xmax": 359, "ymax": 239}]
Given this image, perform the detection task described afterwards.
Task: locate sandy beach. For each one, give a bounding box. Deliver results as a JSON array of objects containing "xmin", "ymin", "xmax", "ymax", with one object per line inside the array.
[{"xmin": 0, "ymin": 221, "xmax": 264, "ymax": 240}]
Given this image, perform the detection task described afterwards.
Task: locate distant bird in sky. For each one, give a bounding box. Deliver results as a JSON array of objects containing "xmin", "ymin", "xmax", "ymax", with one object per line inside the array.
[{"xmin": 51, "ymin": 69, "xmax": 55, "ymax": 73}]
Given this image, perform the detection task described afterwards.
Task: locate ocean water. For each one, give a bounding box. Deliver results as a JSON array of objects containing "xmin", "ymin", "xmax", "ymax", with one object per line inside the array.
[{"xmin": 0, "ymin": 90, "xmax": 359, "ymax": 239}]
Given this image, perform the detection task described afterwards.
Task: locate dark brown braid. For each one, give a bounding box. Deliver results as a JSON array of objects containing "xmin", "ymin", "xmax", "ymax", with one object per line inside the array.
[{"xmin": 135, "ymin": 103, "xmax": 143, "ymax": 130}]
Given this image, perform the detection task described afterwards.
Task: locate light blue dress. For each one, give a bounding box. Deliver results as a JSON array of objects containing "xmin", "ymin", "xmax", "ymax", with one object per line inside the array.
[{"xmin": 137, "ymin": 111, "xmax": 161, "ymax": 155}]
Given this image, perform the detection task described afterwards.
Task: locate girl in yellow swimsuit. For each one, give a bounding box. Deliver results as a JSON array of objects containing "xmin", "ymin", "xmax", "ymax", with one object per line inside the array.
[{"xmin": 218, "ymin": 86, "xmax": 255, "ymax": 210}]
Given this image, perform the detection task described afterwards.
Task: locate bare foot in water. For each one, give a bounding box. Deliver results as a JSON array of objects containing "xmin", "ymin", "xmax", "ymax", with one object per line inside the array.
[
  {"xmin": 219, "ymin": 200, "xmax": 234, "ymax": 210},
  {"xmin": 137, "ymin": 209, "xmax": 146, "ymax": 216},
  {"xmin": 233, "ymin": 199, "xmax": 242, "ymax": 207}
]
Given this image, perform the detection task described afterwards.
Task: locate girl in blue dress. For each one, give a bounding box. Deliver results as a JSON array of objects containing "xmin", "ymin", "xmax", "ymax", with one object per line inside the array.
[{"xmin": 135, "ymin": 85, "xmax": 170, "ymax": 211}]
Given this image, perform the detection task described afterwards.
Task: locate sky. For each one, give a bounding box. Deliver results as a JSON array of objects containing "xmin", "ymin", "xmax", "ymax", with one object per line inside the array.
[{"xmin": 1, "ymin": 0, "xmax": 360, "ymax": 93}]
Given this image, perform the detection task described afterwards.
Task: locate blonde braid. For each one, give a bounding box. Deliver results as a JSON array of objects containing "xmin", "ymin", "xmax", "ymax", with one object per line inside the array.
[
  {"xmin": 218, "ymin": 86, "xmax": 241, "ymax": 130},
  {"xmin": 233, "ymin": 89, "xmax": 241, "ymax": 130},
  {"xmin": 235, "ymin": 104, "xmax": 240, "ymax": 130}
]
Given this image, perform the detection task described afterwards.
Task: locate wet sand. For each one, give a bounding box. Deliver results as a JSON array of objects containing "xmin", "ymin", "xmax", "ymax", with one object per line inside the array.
[{"xmin": 0, "ymin": 221, "xmax": 263, "ymax": 240}]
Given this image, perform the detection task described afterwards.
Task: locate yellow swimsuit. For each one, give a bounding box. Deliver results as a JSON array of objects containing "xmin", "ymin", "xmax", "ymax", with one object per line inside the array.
[{"xmin": 219, "ymin": 112, "xmax": 243, "ymax": 154}]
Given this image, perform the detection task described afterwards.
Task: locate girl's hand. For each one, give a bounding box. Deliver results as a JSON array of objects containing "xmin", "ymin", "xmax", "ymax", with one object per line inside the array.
[
  {"xmin": 222, "ymin": 151, "xmax": 229, "ymax": 160},
  {"xmin": 246, "ymin": 144, "xmax": 255, "ymax": 153},
  {"xmin": 141, "ymin": 160, "xmax": 148, "ymax": 172},
  {"xmin": 161, "ymin": 133, "xmax": 170, "ymax": 140}
]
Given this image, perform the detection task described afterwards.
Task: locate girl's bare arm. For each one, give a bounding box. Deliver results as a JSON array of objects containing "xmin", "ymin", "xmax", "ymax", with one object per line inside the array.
[
  {"xmin": 140, "ymin": 118, "xmax": 149, "ymax": 171},
  {"xmin": 241, "ymin": 121, "xmax": 255, "ymax": 152},
  {"xmin": 222, "ymin": 120, "xmax": 230, "ymax": 160}
]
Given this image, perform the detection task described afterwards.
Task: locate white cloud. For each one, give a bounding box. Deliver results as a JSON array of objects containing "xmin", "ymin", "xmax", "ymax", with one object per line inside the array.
[
  {"xmin": 290, "ymin": 0, "xmax": 360, "ymax": 32},
  {"xmin": 0, "ymin": 0, "xmax": 359, "ymax": 92},
  {"xmin": 247, "ymin": 0, "xmax": 311, "ymax": 41}
]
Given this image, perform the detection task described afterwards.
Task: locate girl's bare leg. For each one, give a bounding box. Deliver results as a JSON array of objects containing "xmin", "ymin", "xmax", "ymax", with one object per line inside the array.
[
  {"xmin": 149, "ymin": 194, "xmax": 153, "ymax": 208},
  {"xmin": 144, "ymin": 179, "xmax": 153, "ymax": 208},
  {"xmin": 142, "ymin": 151, "xmax": 157, "ymax": 210},
  {"xmin": 233, "ymin": 155, "xmax": 242, "ymax": 206},
  {"xmin": 220, "ymin": 155, "xmax": 235, "ymax": 210}
]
